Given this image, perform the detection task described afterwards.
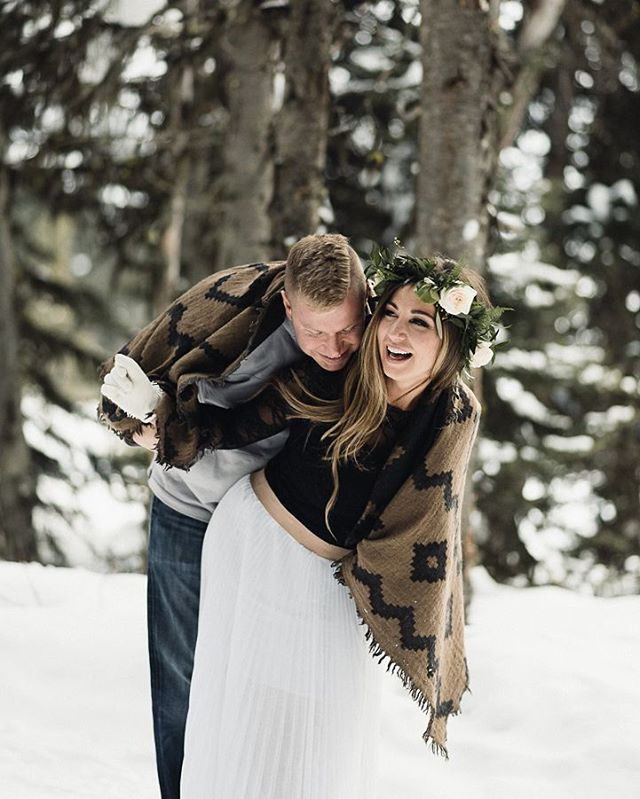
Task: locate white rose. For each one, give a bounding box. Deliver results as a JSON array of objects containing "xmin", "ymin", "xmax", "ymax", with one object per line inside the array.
[
  {"xmin": 469, "ymin": 341, "xmax": 494, "ymax": 368},
  {"xmin": 438, "ymin": 283, "xmax": 477, "ymax": 316}
]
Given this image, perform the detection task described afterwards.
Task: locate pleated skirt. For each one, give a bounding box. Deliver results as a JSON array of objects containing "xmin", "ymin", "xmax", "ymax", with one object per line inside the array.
[{"xmin": 180, "ymin": 474, "xmax": 382, "ymax": 799}]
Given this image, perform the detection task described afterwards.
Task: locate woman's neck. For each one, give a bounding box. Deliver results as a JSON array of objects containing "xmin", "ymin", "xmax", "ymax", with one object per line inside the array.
[{"xmin": 386, "ymin": 376, "xmax": 432, "ymax": 410}]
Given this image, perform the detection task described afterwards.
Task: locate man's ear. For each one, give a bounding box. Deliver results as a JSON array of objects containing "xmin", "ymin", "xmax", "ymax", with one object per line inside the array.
[{"xmin": 281, "ymin": 289, "xmax": 293, "ymax": 320}]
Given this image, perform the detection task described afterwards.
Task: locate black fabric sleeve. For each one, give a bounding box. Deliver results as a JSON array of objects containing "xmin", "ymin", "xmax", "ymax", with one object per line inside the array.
[{"xmin": 194, "ymin": 377, "xmax": 293, "ymax": 452}]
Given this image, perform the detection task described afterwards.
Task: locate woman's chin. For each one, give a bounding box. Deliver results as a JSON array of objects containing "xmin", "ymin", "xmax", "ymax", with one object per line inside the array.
[{"xmin": 381, "ymin": 355, "xmax": 410, "ymax": 378}]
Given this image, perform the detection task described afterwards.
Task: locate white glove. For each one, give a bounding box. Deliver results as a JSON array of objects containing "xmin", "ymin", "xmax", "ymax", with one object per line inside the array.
[{"xmin": 100, "ymin": 353, "xmax": 165, "ymax": 421}]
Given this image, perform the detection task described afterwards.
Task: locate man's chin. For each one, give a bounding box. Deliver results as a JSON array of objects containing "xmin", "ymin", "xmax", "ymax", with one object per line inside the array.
[{"xmin": 314, "ymin": 353, "xmax": 351, "ymax": 371}]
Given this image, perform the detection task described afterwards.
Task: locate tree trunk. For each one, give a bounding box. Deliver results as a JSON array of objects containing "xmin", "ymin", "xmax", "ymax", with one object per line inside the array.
[
  {"xmin": 0, "ymin": 145, "xmax": 38, "ymax": 561},
  {"xmin": 416, "ymin": 0, "xmax": 499, "ymax": 264},
  {"xmin": 416, "ymin": 1, "xmax": 567, "ymax": 608},
  {"xmin": 417, "ymin": 0, "xmax": 568, "ymax": 256},
  {"xmin": 498, "ymin": 0, "xmax": 568, "ymax": 152},
  {"xmin": 269, "ymin": 0, "xmax": 334, "ymax": 256},
  {"xmin": 416, "ymin": 1, "xmax": 500, "ymax": 610},
  {"xmin": 154, "ymin": 65, "xmax": 193, "ymax": 316},
  {"xmin": 214, "ymin": 1, "xmax": 277, "ymax": 270}
]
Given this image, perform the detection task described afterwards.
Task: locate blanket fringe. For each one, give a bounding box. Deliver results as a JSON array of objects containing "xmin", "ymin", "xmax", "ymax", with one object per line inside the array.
[{"xmin": 332, "ymin": 556, "xmax": 469, "ymax": 761}]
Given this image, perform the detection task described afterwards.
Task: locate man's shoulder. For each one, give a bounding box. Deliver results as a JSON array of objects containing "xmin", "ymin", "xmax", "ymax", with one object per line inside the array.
[
  {"xmin": 188, "ymin": 260, "xmax": 286, "ymax": 296},
  {"xmin": 158, "ymin": 261, "xmax": 286, "ymax": 326}
]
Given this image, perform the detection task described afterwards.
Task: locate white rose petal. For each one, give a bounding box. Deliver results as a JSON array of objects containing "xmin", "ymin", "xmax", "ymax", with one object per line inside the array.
[
  {"xmin": 439, "ymin": 283, "xmax": 477, "ymax": 316},
  {"xmin": 470, "ymin": 342, "xmax": 494, "ymax": 368}
]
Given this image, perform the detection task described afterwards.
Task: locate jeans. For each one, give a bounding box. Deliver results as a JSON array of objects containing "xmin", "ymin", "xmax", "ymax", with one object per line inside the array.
[{"xmin": 147, "ymin": 495, "xmax": 210, "ymax": 799}]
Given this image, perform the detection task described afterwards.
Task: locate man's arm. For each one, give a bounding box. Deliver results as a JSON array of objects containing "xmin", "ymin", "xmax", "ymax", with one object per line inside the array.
[
  {"xmin": 115, "ymin": 361, "xmax": 298, "ymax": 457},
  {"xmin": 96, "ymin": 261, "xmax": 286, "ymax": 462},
  {"xmin": 194, "ymin": 382, "xmax": 291, "ymax": 453}
]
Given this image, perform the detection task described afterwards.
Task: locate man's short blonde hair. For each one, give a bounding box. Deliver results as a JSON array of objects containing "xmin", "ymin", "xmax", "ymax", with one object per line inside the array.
[{"xmin": 284, "ymin": 233, "xmax": 366, "ymax": 308}]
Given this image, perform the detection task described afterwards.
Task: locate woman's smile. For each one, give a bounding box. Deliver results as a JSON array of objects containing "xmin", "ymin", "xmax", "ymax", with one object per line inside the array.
[{"xmin": 384, "ymin": 344, "xmax": 413, "ymax": 363}]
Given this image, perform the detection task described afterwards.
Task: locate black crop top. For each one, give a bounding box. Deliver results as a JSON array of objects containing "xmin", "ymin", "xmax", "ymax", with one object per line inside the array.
[{"xmin": 196, "ymin": 362, "xmax": 447, "ymax": 549}]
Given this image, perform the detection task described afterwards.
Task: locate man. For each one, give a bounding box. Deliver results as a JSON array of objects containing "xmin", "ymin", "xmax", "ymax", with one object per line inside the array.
[{"xmin": 98, "ymin": 233, "xmax": 367, "ymax": 799}]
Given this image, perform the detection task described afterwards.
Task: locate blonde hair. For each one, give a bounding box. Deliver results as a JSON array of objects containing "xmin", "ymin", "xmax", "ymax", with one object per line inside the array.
[
  {"xmin": 276, "ymin": 257, "xmax": 491, "ymax": 536},
  {"xmin": 284, "ymin": 233, "xmax": 366, "ymax": 308}
]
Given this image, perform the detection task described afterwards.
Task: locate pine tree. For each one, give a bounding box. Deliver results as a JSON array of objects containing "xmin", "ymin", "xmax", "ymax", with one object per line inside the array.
[
  {"xmin": 0, "ymin": 1, "xmax": 162, "ymax": 563},
  {"xmin": 478, "ymin": 0, "xmax": 640, "ymax": 594}
]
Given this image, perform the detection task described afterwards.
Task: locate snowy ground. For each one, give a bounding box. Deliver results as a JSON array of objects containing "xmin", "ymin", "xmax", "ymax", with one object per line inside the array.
[{"xmin": 1, "ymin": 561, "xmax": 638, "ymax": 799}]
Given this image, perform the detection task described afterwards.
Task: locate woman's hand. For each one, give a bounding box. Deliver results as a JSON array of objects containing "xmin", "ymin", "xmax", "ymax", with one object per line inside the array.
[
  {"xmin": 101, "ymin": 353, "xmax": 164, "ymax": 421},
  {"xmin": 132, "ymin": 418, "xmax": 159, "ymax": 451}
]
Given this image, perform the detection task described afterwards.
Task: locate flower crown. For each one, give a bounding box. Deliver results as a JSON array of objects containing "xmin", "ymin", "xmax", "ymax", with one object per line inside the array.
[{"xmin": 366, "ymin": 245, "xmax": 510, "ymax": 373}]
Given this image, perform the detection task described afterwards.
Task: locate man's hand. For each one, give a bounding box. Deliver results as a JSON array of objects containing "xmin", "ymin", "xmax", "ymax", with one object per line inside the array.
[
  {"xmin": 132, "ymin": 418, "xmax": 159, "ymax": 451},
  {"xmin": 100, "ymin": 353, "xmax": 164, "ymax": 421}
]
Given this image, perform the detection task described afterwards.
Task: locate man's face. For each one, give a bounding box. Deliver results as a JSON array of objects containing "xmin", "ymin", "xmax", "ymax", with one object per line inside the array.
[{"xmin": 282, "ymin": 288, "xmax": 365, "ymax": 372}]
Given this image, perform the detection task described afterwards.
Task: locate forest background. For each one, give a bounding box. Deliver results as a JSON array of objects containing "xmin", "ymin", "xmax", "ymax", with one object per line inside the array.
[{"xmin": 1, "ymin": 0, "xmax": 638, "ymax": 599}]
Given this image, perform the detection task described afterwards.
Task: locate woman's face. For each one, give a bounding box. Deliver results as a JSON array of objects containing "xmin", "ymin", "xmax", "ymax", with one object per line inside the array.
[{"xmin": 376, "ymin": 284, "xmax": 443, "ymax": 399}]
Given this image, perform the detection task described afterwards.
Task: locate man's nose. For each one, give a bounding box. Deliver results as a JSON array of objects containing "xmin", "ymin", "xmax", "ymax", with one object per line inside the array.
[{"xmin": 324, "ymin": 333, "xmax": 342, "ymax": 356}]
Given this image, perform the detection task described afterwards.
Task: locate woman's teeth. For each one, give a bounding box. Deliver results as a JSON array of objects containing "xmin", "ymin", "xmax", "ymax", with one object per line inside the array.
[{"xmin": 387, "ymin": 346, "xmax": 411, "ymax": 361}]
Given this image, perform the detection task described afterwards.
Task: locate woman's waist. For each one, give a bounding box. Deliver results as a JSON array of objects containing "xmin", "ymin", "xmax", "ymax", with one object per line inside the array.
[{"xmin": 249, "ymin": 470, "xmax": 353, "ymax": 561}]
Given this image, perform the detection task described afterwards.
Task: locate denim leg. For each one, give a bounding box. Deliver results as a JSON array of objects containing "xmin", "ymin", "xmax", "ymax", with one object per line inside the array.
[{"xmin": 147, "ymin": 495, "xmax": 209, "ymax": 799}]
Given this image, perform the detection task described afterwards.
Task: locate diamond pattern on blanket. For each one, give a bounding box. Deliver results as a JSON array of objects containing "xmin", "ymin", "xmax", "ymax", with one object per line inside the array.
[{"xmin": 411, "ymin": 541, "xmax": 447, "ymax": 584}]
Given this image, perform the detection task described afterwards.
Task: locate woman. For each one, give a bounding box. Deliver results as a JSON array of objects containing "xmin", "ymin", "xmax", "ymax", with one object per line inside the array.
[{"xmin": 175, "ymin": 249, "xmax": 504, "ymax": 798}]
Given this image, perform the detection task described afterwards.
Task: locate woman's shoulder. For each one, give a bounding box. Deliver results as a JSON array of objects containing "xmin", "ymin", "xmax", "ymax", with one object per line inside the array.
[
  {"xmin": 445, "ymin": 379, "xmax": 482, "ymax": 424},
  {"xmin": 456, "ymin": 379, "xmax": 481, "ymax": 411}
]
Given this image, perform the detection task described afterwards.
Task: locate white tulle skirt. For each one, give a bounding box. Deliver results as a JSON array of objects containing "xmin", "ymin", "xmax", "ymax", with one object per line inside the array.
[{"xmin": 180, "ymin": 474, "xmax": 382, "ymax": 799}]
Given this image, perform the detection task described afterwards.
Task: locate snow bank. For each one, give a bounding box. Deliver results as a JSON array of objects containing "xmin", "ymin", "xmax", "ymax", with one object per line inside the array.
[
  {"xmin": 1, "ymin": 562, "xmax": 638, "ymax": 798},
  {"xmin": 0, "ymin": 562, "xmax": 155, "ymax": 799}
]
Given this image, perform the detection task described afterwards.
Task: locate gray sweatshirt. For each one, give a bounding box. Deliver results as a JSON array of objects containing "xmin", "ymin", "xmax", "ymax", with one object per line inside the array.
[{"xmin": 147, "ymin": 319, "xmax": 300, "ymax": 522}]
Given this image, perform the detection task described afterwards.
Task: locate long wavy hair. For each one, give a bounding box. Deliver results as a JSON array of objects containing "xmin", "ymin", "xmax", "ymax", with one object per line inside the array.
[{"xmin": 275, "ymin": 259, "xmax": 491, "ymax": 535}]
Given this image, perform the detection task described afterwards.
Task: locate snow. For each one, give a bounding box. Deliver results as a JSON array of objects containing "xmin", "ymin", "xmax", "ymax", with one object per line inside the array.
[
  {"xmin": 102, "ymin": 0, "xmax": 166, "ymax": 28},
  {"xmin": 488, "ymin": 251, "xmax": 581, "ymax": 289},
  {"xmin": 587, "ymin": 180, "xmax": 638, "ymax": 221},
  {"xmin": 1, "ymin": 561, "xmax": 638, "ymax": 799},
  {"xmin": 495, "ymin": 375, "xmax": 571, "ymax": 428},
  {"xmin": 22, "ymin": 395, "xmax": 147, "ymax": 572},
  {"xmin": 1, "ymin": 563, "xmax": 155, "ymax": 798}
]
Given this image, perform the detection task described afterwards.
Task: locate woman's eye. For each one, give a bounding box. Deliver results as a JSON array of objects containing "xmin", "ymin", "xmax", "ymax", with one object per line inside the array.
[
  {"xmin": 383, "ymin": 308, "xmax": 395, "ymax": 317},
  {"xmin": 411, "ymin": 318, "xmax": 429, "ymax": 328}
]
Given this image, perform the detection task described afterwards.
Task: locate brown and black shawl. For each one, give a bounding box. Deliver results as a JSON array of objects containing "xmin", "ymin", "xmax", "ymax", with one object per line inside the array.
[
  {"xmin": 97, "ymin": 260, "xmax": 288, "ymax": 461},
  {"xmin": 334, "ymin": 379, "xmax": 481, "ymax": 758}
]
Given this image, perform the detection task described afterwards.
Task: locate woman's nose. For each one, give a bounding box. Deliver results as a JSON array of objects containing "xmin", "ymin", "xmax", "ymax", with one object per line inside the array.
[{"xmin": 388, "ymin": 319, "xmax": 407, "ymax": 339}]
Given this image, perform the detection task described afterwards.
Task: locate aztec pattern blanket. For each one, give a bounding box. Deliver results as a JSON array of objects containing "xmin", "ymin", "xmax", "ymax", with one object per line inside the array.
[
  {"xmin": 97, "ymin": 261, "xmax": 288, "ymax": 462},
  {"xmin": 334, "ymin": 378, "xmax": 481, "ymax": 757}
]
